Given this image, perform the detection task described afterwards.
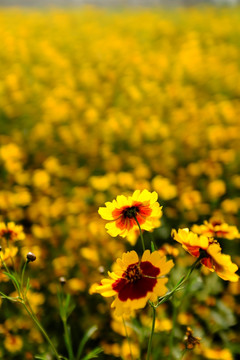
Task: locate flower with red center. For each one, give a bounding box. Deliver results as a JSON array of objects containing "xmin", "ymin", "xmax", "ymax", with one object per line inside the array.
[
  {"xmin": 172, "ymin": 228, "xmax": 239, "ymax": 282},
  {"xmin": 0, "ymin": 222, "xmax": 25, "ymax": 242},
  {"xmin": 191, "ymin": 217, "xmax": 240, "ymax": 240},
  {"xmin": 98, "ymin": 190, "xmax": 162, "ymax": 237},
  {"xmin": 171, "ymin": 228, "xmax": 210, "ymax": 257},
  {"xmin": 94, "ymin": 250, "xmax": 174, "ymax": 316}
]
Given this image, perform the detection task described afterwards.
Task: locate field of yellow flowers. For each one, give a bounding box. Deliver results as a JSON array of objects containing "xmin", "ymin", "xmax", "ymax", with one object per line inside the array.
[{"xmin": 0, "ymin": 6, "xmax": 240, "ymax": 360}]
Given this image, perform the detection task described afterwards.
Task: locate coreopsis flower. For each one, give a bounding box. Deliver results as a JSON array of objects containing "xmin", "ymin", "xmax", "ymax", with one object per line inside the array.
[
  {"xmin": 191, "ymin": 217, "xmax": 240, "ymax": 240},
  {"xmin": 4, "ymin": 334, "xmax": 23, "ymax": 353},
  {"xmin": 94, "ymin": 250, "xmax": 174, "ymax": 316},
  {"xmin": 171, "ymin": 228, "xmax": 210, "ymax": 257},
  {"xmin": 0, "ymin": 222, "xmax": 25, "ymax": 242},
  {"xmin": 202, "ymin": 243, "xmax": 239, "ymax": 282},
  {"xmin": 0, "ymin": 247, "xmax": 18, "ymax": 263},
  {"xmin": 172, "ymin": 228, "xmax": 239, "ymax": 282},
  {"xmin": 98, "ymin": 190, "xmax": 162, "ymax": 237}
]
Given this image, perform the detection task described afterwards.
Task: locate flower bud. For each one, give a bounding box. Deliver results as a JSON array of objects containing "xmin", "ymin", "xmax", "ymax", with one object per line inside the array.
[
  {"xmin": 59, "ymin": 276, "xmax": 66, "ymax": 285},
  {"xmin": 26, "ymin": 252, "xmax": 36, "ymax": 262}
]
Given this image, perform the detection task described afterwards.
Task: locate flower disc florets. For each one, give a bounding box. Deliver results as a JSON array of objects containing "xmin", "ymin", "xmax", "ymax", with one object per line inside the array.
[{"xmin": 123, "ymin": 263, "xmax": 142, "ymax": 282}]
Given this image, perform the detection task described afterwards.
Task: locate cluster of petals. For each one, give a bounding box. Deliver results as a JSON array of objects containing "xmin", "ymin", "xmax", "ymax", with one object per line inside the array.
[
  {"xmin": 0, "ymin": 222, "xmax": 25, "ymax": 242},
  {"xmin": 172, "ymin": 228, "xmax": 239, "ymax": 282},
  {"xmin": 191, "ymin": 217, "xmax": 240, "ymax": 240},
  {"xmin": 94, "ymin": 250, "xmax": 174, "ymax": 316},
  {"xmin": 98, "ymin": 189, "xmax": 162, "ymax": 238}
]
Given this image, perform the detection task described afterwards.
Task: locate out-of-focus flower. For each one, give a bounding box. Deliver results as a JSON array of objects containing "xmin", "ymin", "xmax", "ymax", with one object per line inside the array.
[
  {"xmin": 93, "ymin": 250, "xmax": 173, "ymax": 316},
  {"xmin": 4, "ymin": 334, "xmax": 23, "ymax": 352},
  {"xmin": 152, "ymin": 175, "xmax": 177, "ymax": 200},
  {"xmin": 191, "ymin": 217, "xmax": 240, "ymax": 240},
  {"xmin": 98, "ymin": 190, "xmax": 162, "ymax": 237},
  {"xmin": 172, "ymin": 228, "xmax": 239, "ymax": 282},
  {"xmin": 202, "ymin": 347, "xmax": 233, "ymax": 360},
  {"xmin": 0, "ymin": 246, "xmax": 18, "ymax": 262},
  {"xmin": 207, "ymin": 180, "xmax": 226, "ymax": 199},
  {"xmin": 158, "ymin": 243, "xmax": 179, "ymax": 258},
  {"xmin": 0, "ymin": 222, "xmax": 25, "ymax": 242}
]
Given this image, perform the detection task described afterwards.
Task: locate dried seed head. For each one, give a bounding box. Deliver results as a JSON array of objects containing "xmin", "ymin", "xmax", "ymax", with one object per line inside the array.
[
  {"xmin": 26, "ymin": 252, "xmax": 36, "ymax": 262},
  {"xmin": 184, "ymin": 327, "xmax": 201, "ymax": 350}
]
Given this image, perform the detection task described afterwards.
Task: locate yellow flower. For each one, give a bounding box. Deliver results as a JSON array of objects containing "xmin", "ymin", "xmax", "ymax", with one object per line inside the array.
[
  {"xmin": 0, "ymin": 222, "xmax": 25, "ymax": 242},
  {"xmin": 171, "ymin": 228, "xmax": 209, "ymax": 257},
  {"xmin": 202, "ymin": 243, "xmax": 239, "ymax": 282},
  {"xmin": 98, "ymin": 190, "xmax": 162, "ymax": 237},
  {"xmin": 93, "ymin": 250, "xmax": 174, "ymax": 316},
  {"xmin": 4, "ymin": 335, "xmax": 23, "ymax": 353},
  {"xmin": 191, "ymin": 217, "xmax": 240, "ymax": 240},
  {"xmin": 172, "ymin": 228, "xmax": 239, "ymax": 282},
  {"xmin": 0, "ymin": 246, "xmax": 18, "ymax": 262}
]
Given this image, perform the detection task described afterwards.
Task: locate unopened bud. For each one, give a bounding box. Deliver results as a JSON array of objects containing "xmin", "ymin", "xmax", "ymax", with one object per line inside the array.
[
  {"xmin": 98, "ymin": 266, "xmax": 105, "ymax": 274},
  {"xmin": 26, "ymin": 252, "xmax": 36, "ymax": 262},
  {"xmin": 59, "ymin": 276, "xmax": 66, "ymax": 285}
]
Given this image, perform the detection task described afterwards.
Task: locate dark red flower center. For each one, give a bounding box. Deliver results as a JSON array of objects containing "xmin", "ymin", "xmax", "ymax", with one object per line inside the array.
[
  {"xmin": 122, "ymin": 206, "xmax": 140, "ymax": 219},
  {"xmin": 123, "ymin": 263, "xmax": 142, "ymax": 282},
  {"xmin": 112, "ymin": 201, "xmax": 152, "ymax": 231},
  {"xmin": 112, "ymin": 261, "xmax": 160, "ymax": 301},
  {"xmin": 0, "ymin": 229, "xmax": 16, "ymax": 240}
]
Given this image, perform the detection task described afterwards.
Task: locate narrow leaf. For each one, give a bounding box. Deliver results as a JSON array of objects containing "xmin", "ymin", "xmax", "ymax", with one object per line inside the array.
[{"xmin": 76, "ymin": 325, "xmax": 98, "ymax": 360}]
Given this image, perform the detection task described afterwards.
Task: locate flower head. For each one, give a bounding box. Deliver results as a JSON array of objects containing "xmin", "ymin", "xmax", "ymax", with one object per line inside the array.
[
  {"xmin": 171, "ymin": 228, "xmax": 209, "ymax": 257},
  {"xmin": 0, "ymin": 222, "xmax": 25, "ymax": 242},
  {"xmin": 98, "ymin": 190, "xmax": 162, "ymax": 238},
  {"xmin": 202, "ymin": 243, "xmax": 239, "ymax": 282},
  {"xmin": 172, "ymin": 228, "xmax": 239, "ymax": 282},
  {"xmin": 191, "ymin": 217, "xmax": 240, "ymax": 240},
  {"xmin": 93, "ymin": 250, "xmax": 174, "ymax": 316}
]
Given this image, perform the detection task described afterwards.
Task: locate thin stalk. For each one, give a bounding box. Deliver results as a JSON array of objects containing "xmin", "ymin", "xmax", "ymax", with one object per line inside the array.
[
  {"xmin": 122, "ymin": 316, "xmax": 133, "ymax": 360},
  {"xmin": 0, "ymin": 255, "xmax": 21, "ymax": 297},
  {"xmin": 146, "ymin": 305, "xmax": 156, "ymax": 360},
  {"xmin": 21, "ymin": 301, "xmax": 61, "ymax": 360},
  {"xmin": 154, "ymin": 257, "xmax": 201, "ymax": 308},
  {"xmin": 21, "ymin": 260, "xmax": 28, "ymax": 289},
  {"xmin": 180, "ymin": 349, "xmax": 188, "ymax": 360},
  {"xmin": 133, "ymin": 215, "xmax": 145, "ymax": 252},
  {"xmin": 168, "ymin": 300, "xmax": 178, "ymax": 359},
  {"xmin": 63, "ymin": 318, "xmax": 74, "ymax": 360}
]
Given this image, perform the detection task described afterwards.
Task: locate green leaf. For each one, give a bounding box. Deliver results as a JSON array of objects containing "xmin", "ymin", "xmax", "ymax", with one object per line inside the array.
[
  {"xmin": 76, "ymin": 325, "xmax": 98, "ymax": 360},
  {"xmin": 0, "ymin": 291, "xmax": 21, "ymax": 302},
  {"xmin": 3, "ymin": 271, "xmax": 21, "ymax": 294},
  {"xmin": 151, "ymin": 241, "xmax": 156, "ymax": 252},
  {"xmin": 81, "ymin": 347, "xmax": 102, "ymax": 360}
]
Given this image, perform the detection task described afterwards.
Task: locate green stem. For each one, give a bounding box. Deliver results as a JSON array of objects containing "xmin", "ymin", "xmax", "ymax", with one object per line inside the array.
[
  {"xmin": 133, "ymin": 215, "xmax": 145, "ymax": 252},
  {"xmin": 180, "ymin": 348, "xmax": 188, "ymax": 360},
  {"xmin": 22, "ymin": 300, "xmax": 61, "ymax": 360},
  {"xmin": 146, "ymin": 305, "xmax": 156, "ymax": 360},
  {"xmin": 122, "ymin": 316, "xmax": 133, "ymax": 360},
  {"xmin": 63, "ymin": 318, "xmax": 74, "ymax": 360},
  {"xmin": 21, "ymin": 260, "xmax": 28, "ymax": 290},
  {"xmin": 168, "ymin": 300, "xmax": 178, "ymax": 359},
  {"xmin": 154, "ymin": 257, "xmax": 201, "ymax": 308}
]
